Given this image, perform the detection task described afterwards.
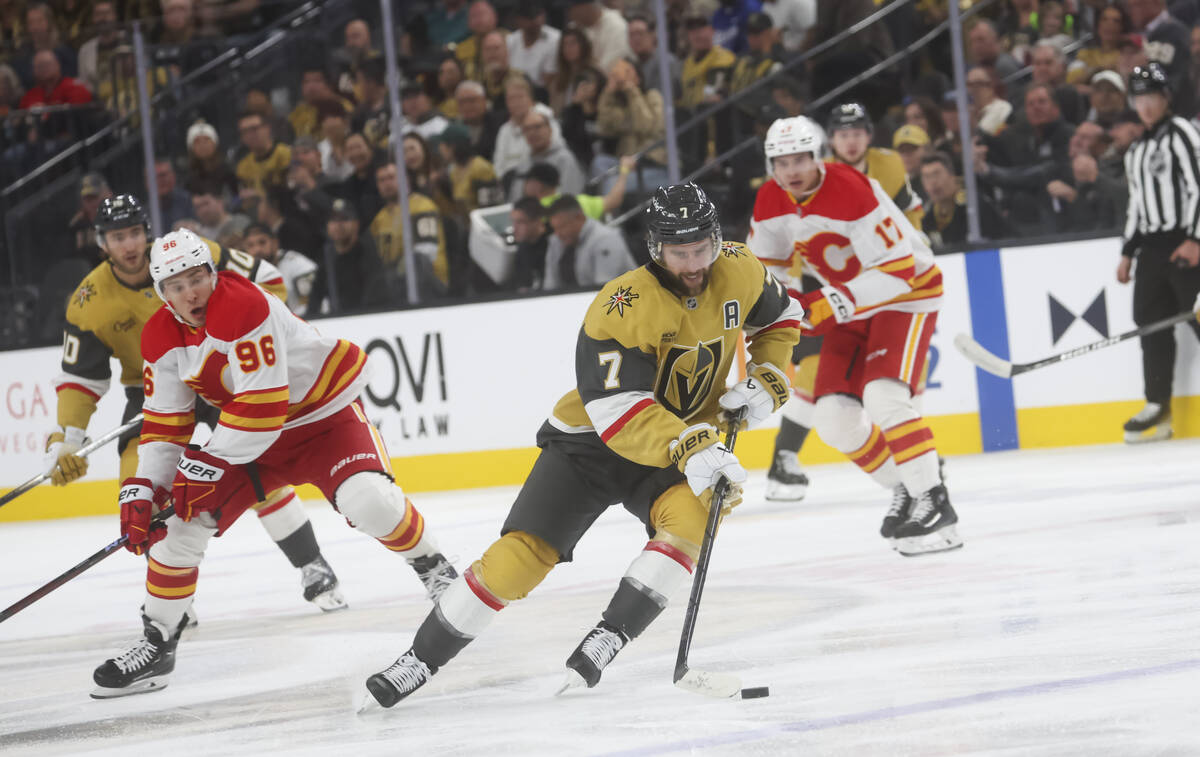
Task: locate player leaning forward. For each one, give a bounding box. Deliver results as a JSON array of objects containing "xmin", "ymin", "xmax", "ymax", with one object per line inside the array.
[
  {"xmin": 47, "ymin": 195, "xmax": 346, "ymax": 609},
  {"xmin": 364, "ymin": 183, "xmax": 804, "ymax": 707},
  {"xmin": 91, "ymin": 231, "xmax": 457, "ymax": 698},
  {"xmin": 750, "ymin": 116, "xmax": 960, "ymax": 555}
]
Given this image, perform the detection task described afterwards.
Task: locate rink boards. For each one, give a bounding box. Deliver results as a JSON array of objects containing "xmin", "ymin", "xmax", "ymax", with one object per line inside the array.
[{"xmin": 3, "ymin": 236, "xmax": 1198, "ymax": 521}]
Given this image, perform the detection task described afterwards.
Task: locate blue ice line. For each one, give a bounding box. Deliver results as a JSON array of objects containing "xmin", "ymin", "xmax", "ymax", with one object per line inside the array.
[
  {"xmin": 598, "ymin": 657, "xmax": 1200, "ymax": 756},
  {"xmin": 964, "ymin": 249, "xmax": 1019, "ymax": 452}
]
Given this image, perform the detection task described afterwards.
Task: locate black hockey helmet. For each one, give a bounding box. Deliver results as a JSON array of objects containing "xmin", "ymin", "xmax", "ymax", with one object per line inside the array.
[
  {"xmin": 94, "ymin": 194, "xmax": 151, "ymax": 239},
  {"xmin": 1129, "ymin": 63, "xmax": 1170, "ymax": 98},
  {"xmin": 828, "ymin": 102, "xmax": 872, "ymax": 134},
  {"xmin": 645, "ymin": 182, "xmax": 721, "ymax": 265}
]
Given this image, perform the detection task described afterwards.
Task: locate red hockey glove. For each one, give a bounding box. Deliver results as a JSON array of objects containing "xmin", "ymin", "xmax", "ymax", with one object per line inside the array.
[
  {"xmin": 172, "ymin": 448, "xmax": 244, "ymax": 522},
  {"xmin": 119, "ymin": 477, "xmax": 168, "ymax": 555},
  {"xmin": 797, "ymin": 286, "xmax": 855, "ymax": 335}
]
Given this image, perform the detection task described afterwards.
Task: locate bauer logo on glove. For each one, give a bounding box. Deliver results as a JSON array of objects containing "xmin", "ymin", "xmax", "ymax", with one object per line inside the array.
[
  {"xmin": 177, "ymin": 458, "xmax": 224, "ymax": 481},
  {"xmin": 172, "ymin": 448, "xmax": 244, "ymax": 521},
  {"xmin": 718, "ymin": 362, "xmax": 790, "ymax": 429}
]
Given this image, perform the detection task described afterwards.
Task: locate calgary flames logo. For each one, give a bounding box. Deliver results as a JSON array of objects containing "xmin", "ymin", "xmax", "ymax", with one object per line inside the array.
[
  {"xmin": 656, "ymin": 337, "xmax": 724, "ymax": 419},
  {"xmin": 794, "ymin": 232, "xmax": 860, "ymax": 283},
  {"xmin": 184, "ymin": 350, "xmax": 235, "ymax": 406}
]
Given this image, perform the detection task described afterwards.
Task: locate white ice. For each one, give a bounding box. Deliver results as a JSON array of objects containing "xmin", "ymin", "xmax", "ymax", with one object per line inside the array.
[{"xmin": 1, "ymin": 441, "xmax": 1198, "ymax": 756}]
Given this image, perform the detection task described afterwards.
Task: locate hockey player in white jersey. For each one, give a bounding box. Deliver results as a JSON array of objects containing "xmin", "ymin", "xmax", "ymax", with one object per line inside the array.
[
  {"xmin": 90, "ymin": 229, "xmax": 458, "ymax": 698},
  {"xmin": 748, "ymin": 116, "xmax": 961, "ymax": 556},
  {"xmin": 241, "ymin": 222, "xmax": 318, "ymax": 314}
]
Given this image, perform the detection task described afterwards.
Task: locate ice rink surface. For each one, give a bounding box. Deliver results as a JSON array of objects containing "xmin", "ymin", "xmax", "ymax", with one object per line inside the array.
[{"xmin": 1, "ymin": 440, "xmax": 1198, "ymax": 756}]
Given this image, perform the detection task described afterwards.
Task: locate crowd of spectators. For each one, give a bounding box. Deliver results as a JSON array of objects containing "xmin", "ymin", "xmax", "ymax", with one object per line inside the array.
[
  {"xmin": 9, "ymin": 0, "xmax": 1200, "ymax": 326},
  {"xmin": 0, "ymin": 0, "xmax": 301, "ymax": 182}
]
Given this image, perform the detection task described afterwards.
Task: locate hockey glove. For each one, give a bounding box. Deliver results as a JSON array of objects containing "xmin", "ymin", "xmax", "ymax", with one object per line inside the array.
[
  {"xmin": 119, "ymin": 477, "xmax": 168, "ymax": 555},
  {"xmin": 43, "ymin": 426, "xmax": 89, "ymax": 486},
  {"xmin": 718, "ymin": 362, "xmax": 790, "ymax": 430},
  {"xmin": 172, "ymin": 448, "xmax": 243, "ymax": 522},
  {"xmin": 669, "ymin": 424, "xmax": 747, "ymax": 514},
  {"xmin": 798, "ymin": 286, "xmax": 855, "ymax": 336}
]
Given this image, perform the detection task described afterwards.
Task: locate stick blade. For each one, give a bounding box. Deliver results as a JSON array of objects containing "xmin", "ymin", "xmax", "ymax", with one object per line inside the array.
[
  {"xmin": 673, "ymin": 666, "xmax": 742, "ymax": 698},
  {"xmin": 953, "ymin": 333, "xmax": 1013, "ymax": 378}
]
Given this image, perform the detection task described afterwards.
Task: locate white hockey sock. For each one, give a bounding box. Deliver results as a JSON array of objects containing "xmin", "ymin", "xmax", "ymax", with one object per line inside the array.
[{"xmin": 253, "ymin": 488, "xmax": 308, "ymax": 542}]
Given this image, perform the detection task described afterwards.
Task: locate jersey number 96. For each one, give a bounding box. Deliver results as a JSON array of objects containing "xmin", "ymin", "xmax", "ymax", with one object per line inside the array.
[{"xmin": 235, "ymin": 335, "xmax": 277, "ymax": 372}]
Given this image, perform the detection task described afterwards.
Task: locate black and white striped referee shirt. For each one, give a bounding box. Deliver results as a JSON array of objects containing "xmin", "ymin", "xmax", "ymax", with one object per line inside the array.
[{"xmin": 1122, "ymin": 115, "xmax": 1200, "ymax": 256}]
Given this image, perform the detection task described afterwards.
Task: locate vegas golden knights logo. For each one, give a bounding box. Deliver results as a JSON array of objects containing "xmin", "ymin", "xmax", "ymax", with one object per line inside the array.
[{"xmin": 656, "ymin": 337, "xmax": 724, "ymax": 419}]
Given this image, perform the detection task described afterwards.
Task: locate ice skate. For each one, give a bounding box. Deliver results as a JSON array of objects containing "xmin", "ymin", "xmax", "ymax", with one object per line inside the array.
[
  {"xmin": 301, "ymin": 555, "xmax": 347, "ymax": 612},
  {"xmin": 409, "ymin": 553, "xmax": 458, "ymax": 602},
  {"xmin": 92, "ymin": 614, "xmax": 181, "ymax": 698},
  {"xmin": 765, "ymin": 451, "xmax": 809, "ymax": 502},
  {"xmin": 557, "ymin": 621, "xmax": 628, "ymax": 694},
  {"xmin": 880, "ymin": 484, "xmax": 913, "ymax": 542},
  {"xmin": 365, "ymin": 649, "xmax": 435, "ymax": 708},
  {"xmin": 894, "ymin": 484, "xmax": 962, "ymax": 556},
  {"xmin": 1123, "ymin": 403, "xmax": 1171, "ymax": 443}
]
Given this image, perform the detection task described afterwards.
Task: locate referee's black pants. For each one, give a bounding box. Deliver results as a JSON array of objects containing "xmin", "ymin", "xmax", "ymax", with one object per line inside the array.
[{"xmin": 1132, "ymin": 232, "xmax": 1200, "ymax": 405}]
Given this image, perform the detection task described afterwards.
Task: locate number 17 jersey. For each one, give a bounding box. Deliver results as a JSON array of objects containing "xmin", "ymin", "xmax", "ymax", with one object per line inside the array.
[{"xmin": 748, "ymin": 162, "xmax": 942, "ymax": 321}]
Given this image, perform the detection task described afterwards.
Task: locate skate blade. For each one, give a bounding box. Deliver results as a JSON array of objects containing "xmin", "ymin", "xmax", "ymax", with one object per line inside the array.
[
  {"xmin": 356, "ymin": 688, "xmax": 385, "ymax": 714},
  {"xmin": 555, "ymin": 669, "xmax": 588, "ymax": 696},
  {"xmin": 1124, "ymin": 425, "xmax": 1172, "ymax": 444},
  {"xmin": 90, "ymin": 675, "xmax": 170, "ymax": 699},
  {"xmin": 896, "ymin": 524, "xmax": 963, "ymax": 557},
  {"xmin": 673, "ymin": 668, "xmax": 742, "ymax": 698},
  {"xmin": 764, "ymin": 483, "xmax": 808, "ymax": 502},
  {"xmin": 309, "ymin": 588, "xmax": 348, "ymax": 612}
]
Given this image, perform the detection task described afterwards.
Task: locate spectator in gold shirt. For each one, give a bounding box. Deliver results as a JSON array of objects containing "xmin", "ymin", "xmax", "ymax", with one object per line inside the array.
[{"xmin": 236, "ymin": 111, "xmax": 293, "ymax": 196}]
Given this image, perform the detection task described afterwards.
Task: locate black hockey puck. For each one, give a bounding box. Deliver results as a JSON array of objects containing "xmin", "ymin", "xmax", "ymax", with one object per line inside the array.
[{"xmin": 740, "ymin": 686, "xmax": 770, "ymax": 699}]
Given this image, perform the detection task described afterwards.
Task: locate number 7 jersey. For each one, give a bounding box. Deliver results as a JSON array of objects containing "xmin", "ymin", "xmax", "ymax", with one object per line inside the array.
[
  {"xmin": 747, "ymin": 162, "xmax": 942, "ymax": 320},
  {"xmin": 136, "ymin": 271, "xmax": 369, "ymax": 488}
]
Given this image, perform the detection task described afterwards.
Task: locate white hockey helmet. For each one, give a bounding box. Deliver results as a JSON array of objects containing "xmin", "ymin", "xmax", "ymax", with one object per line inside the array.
[
  {"xmin": 149, "ymin": 229, "xmax": 217, "ymax": 313},
  {"xmin": 763, "ymin": 115, "xmax": 825, "ymax": 176}
]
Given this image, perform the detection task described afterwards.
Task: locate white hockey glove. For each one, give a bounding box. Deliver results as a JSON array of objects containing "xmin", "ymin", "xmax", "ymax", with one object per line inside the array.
[
  {"xmin": 669, "ymin": 424, "xmax": 747, "ymax": 514},
  {"xmin": 718, "ymin": 362, "xmax": 790, "ymax": 429},
  {"xmin": 43, "ymin": 426, "xmax": 88, "ymax": 486}
]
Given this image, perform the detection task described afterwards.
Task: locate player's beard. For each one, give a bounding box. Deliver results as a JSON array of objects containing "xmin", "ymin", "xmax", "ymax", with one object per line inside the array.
[
  {"xmin": 668, "ymin": 268, "xmax": 711, "ymax": 297},
  {"xmin": 107, "ymin": 245, "xmax": 151, "ymax": 284}
]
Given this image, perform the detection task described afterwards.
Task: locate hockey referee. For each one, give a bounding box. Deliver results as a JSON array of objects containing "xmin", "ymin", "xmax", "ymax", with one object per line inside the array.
[{"xmin": 1117, "ymin": 62, "xmax": 1200, "ymax": 443}]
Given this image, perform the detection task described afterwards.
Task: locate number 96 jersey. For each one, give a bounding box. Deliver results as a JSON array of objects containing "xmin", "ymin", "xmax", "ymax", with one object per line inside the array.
[{"xmin": 747, "ymin": 162, "xmax": 942, "ymax": 322}]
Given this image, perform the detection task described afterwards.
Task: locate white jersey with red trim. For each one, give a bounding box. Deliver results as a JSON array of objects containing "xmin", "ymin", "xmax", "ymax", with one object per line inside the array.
[
  {"xmin": 747, "ymin": 162, "xmax": 942, "ymax": 320},
  {"xmin": 135, "ymin": 271, "xmax": 369, "ymax": 488}
]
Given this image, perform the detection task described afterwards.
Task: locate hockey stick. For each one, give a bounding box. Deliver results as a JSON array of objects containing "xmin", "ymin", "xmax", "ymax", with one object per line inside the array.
[
  {"xmin": 0, "ymin": 505, "xmax": 174, "ymax": 624},
  {"xmin": 0, "ymin": 414, "xmax": 144, "ymax": 509},
  {"xmin": 674, "ymin": 412, "xmax": 759, "ymax": 700},
  {"xmin": 953, "ymin": 311, "xmax": 1197, "ymax": 379}
]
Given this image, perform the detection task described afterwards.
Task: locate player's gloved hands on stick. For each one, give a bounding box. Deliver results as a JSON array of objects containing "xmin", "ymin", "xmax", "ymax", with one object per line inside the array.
[
  {"xmin": 173, "ymin": 447, "xmax": 240, "ymax": 521},
  {"xmin": 719, "ymin": 362, "xmax": 790, "ymax": 429},
  {"xmin": 669, "ymin": 423, "xmax": 748, "ymax": 515},
  {"xmin": 798, "ymin": 286, "xmax": 855, "ymax": 336},
  {"xmin": 119, "ymin": 477, "xmax": 167, "ymax": 555},
  {"xmin": 43, "ymin": 426, "xmax": 89, "ymax": 486}
]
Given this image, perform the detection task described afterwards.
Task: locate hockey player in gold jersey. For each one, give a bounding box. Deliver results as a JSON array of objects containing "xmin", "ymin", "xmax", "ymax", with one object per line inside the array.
[
  {"xmin": 365, "ymin": 183, "xmax": 805, "ymax": 707},
  {"xmin": 827, "ymin": 102, "xmax": 925, "ymax": 230},
  {"xmin": 43, "ymin": 194, "xmax": 347, "ymax": 611}
]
